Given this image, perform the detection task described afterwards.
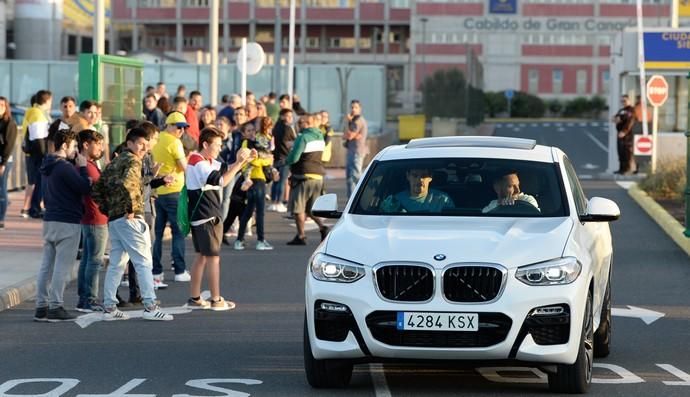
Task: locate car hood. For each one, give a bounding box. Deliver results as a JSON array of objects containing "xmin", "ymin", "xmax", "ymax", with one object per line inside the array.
[{"xmin": 324, "ymin": 215, "xmax": 573, "ymax": 270}]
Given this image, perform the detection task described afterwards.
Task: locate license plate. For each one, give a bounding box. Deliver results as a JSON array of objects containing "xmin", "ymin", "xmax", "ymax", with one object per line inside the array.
[{"xmin": 396, "ymin": 312, "xmax": 479, "ymax": 331}]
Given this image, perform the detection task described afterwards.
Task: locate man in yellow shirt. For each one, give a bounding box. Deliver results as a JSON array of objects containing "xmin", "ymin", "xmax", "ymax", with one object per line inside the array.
[{"xmin": 151, "ymin": 112, "xmax": 190, "ymax": 288}]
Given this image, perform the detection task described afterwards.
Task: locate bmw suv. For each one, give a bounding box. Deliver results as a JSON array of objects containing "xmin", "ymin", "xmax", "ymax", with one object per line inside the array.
[{"xmin": 304, "ymin": 136, "xmax": 620, "ymax": 393}]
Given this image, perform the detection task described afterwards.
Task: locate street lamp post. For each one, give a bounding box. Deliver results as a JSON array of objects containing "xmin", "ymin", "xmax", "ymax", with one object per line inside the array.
[{"xmin": 420, "ymin": 17, "xmax": 428, "ymax": 89}]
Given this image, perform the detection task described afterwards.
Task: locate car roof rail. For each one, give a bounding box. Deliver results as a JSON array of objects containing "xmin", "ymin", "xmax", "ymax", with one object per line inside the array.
[{"xmin": 405, "ymin": 136, "xmax": 537, "ymax": 150}]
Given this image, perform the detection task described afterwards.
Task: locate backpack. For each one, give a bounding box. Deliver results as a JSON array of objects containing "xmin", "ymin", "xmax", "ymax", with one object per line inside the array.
[{"xmin": 177, "ymin": 185, "xmax": 203, "ymax": 237}]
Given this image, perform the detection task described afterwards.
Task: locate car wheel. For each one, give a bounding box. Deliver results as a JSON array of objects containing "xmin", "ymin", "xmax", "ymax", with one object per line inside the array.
[
  {"xmin": 594, "ymin": 274, "xmax": 611, "ymax": 358},
  {"xmin": 303, "ymin": 314, "xmax": 353, "ymax": 388},
  {"xmin": 548, "ymin": 289, "xmax": 593, "ymax": 394}
]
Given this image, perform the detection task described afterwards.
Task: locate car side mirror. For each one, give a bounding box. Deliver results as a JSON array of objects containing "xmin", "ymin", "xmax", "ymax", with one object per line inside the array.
[
  {"xmin": 579, "ymin": 197, "xmax": 620, "ymax": 222},
  {"xmin": 312, "ymin": 193, "xmax": 342, "ymax": 219}
]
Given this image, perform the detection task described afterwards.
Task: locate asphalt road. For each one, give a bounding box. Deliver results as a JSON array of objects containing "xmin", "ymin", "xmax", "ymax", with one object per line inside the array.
[{"xmin": 1, "ymin": 124, "xmax": 689, "ymax": 396}]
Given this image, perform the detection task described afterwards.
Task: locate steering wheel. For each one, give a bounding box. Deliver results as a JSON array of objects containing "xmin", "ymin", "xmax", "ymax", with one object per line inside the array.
[{"xmin": 488, "ymin": 199, "xmax": 541, "ymax": 215}]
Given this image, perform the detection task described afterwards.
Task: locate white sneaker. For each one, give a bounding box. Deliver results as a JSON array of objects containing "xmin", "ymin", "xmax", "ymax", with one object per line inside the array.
[
  {"xmin": 153, "ymin": 275, "xmax": 168, "ymax": 290},
  {"xmin": 275, "ymin": 203, "xmax": 288, "ymax": 213},
  {"xmin": 143, "ymin": 305, "xmax": 173, "ymax": 321},
  {"xmin": 266, "ymin": 203, "xmax": 277, "ymax": 212},
  {"xmin": 209, "ymin": 297, "xmax": 236, "ymax": 312},
  {"xmin": 103, "ymin": 308, "xmax": 129, "ymax": 321},
  {"xmin": 174, "ymin": 271, "xmax": 191, "ymax": 282},
  {"xmin": 233, "ymin": 240, "xmax": 245, "ymax": 251},
  {"xmin": 256, "ymin": 240, "xmax": 274, "ymax": 251}
]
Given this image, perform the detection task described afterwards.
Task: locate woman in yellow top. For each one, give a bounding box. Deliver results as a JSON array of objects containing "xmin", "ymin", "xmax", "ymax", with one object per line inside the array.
[{"xmin": 233, "ymin": 118, "xmax": 274, "ymax": 251}]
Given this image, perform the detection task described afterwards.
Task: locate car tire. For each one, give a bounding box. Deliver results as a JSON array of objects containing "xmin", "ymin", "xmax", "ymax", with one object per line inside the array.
[
  {"xmin": 303, "ymin": 315, "xmax": 353, "ymax": 388},
  {"xmin": 548, "ymin": 289, "xmax": 593, "ymax": 394},
  {"xmin": 594, "ymin": 273, "xmax": 611, "ymax": 358}
]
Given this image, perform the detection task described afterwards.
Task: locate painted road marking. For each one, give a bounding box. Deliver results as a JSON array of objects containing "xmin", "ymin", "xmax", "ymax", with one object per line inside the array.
[
  {"xmin": 543, "ymin": 123, "xmax": 551, "ymax": 127},
  {"xmin": 657, "ymin": 364, "xmax": 690, "ymax": 386},
  {"xmin": 0, "ymin": 378, "xmax": 263, "ymax": 396},
  {"xmin": 585, "ymin": 131, "xmax": 608, "ymax": 152},
  {"xmin": 513, "ymin": 127, "xmax": 521, "ymax": 132},
  {"xmin": 370, "ymin": 364, "xmax": 392, "ymax": 397},
  {"xmin": 612, "ymin": 305, "xmax": 665, "ymax": 324},
  {"xmin": 579, "ymin": 174, "xmax": 593, "ymax": 180},
  {"xmin": 616, "ymin": 181, "xmax": 636, "ymax": 190},
  {"xmin": 558, "ymin": 127, "xmax": 566, "ymax": 132}
]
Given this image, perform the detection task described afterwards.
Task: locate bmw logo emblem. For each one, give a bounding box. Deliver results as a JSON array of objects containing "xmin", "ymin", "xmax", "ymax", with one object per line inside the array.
[{"xmin": 433, "ymin": 254, "xmax": 446, "ymax": 261}]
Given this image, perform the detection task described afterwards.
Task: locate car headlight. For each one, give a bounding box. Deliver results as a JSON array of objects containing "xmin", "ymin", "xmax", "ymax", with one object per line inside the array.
[
  {"xmin": 515, "ymin": 257, "xmax": 582, "ymax": 286},
  {"xmin": 310, "ymin": 253, "xmax": 365, "ymax": 283}
]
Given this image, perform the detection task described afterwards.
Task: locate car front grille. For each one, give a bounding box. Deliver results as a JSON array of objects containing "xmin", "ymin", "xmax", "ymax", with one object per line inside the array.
[
  {"xmin": 366, "ymin": 311, "xmax": 512, "ymax": 348},
  {"xmin": 375, "ymin": 265, "xmax": 434, "ymax": 302},
  {"xmin": 443, "ymin": 265, "xmax": 505, "ymax": 303}
]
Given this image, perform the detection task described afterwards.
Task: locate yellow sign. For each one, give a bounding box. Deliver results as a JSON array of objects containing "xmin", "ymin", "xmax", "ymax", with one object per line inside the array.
[
  {"xmin": 680, "ymin": 0, "xmax": 690, "ymax": 17},
  {"xmin": 63, "ymin": 0, "xmax": 111, "ymax": 30}
]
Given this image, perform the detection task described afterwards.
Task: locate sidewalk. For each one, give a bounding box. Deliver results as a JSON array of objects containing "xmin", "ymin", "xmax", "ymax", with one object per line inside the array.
[{"xmin": 0, "ymin": 190, "xmax": 47, "ymax": 311}]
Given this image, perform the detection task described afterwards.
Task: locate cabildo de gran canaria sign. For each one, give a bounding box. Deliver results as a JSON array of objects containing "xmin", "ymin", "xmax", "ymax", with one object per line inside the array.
[{"xmin": 462, "ymin": 17, "xmax": 635, "ymax": 32}]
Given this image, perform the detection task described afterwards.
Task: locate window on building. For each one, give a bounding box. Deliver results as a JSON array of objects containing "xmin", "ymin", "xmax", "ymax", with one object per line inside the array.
[
  {"xmin": 135, "ymin": 0, "xmax": 177, "ymax": 7},
  {"xmin": 255, "ymin": 30, "xmax": 274, "ymax": 43},
  {"xmin": 553, "ymin": 69, "xmax": 563, "ymax": 94},
  {"xmin": 306, "ymin": 37, "xmax": 320, "ymax": 48},
  {"xmin": 391, "ymin": 0, "xmax": 411, "ymax": 7},
  {"xmin": 529, "ymin": 70, "xmax": 539, "ymax": 93},
  {"xmin": 576, "ymin": 70, "xmax": 587, "ymax": 94},
  {"xmin": 602, "ymin": 70, "xmax": 610, "ymax": 94},
  {"xmin": 184, "ymin": 0, "xmax": 209, "ymax": 6},
  {"xmin": 304, "ymin": 0, "xmax": 356, "ymax": 7}
]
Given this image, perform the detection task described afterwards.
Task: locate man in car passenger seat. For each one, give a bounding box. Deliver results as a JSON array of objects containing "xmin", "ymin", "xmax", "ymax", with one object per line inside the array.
[
  {"xmin": 379, "ymin": 167, "xmax": 454, "ymax": 213},
  {"xmin": 482, "ymin": 170, "xmax": 539, "ymax": 213}
]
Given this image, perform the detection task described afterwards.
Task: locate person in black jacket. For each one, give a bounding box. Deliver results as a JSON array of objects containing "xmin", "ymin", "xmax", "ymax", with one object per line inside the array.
[
  {"xmin": 0, "ymin": 97, "xmax": 18, "ymax": 229},
  {"xmin": 269, "ymin": 108, "xmax": 296, "ymax": 212}
]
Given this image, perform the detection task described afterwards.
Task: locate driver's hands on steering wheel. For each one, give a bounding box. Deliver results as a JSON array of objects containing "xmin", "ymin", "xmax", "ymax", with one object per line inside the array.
[{"xmin": 498, "ymin": 195, "xmax": 518, "ymax": 206}]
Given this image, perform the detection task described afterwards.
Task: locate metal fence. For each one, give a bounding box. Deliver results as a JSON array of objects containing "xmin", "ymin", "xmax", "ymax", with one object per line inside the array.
[{"xmin": 0, "ymin": 60, "xmax": 386, "ymax": 134}]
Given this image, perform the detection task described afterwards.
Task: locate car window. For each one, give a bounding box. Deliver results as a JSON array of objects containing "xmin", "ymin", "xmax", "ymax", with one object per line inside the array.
[
  {"xmin": 352, "ymin": 158, "xmax": 567, "ymax": 217},
  {"xmin": 562, "ymin": 156, "xmax": 588, "ymax": 215}
]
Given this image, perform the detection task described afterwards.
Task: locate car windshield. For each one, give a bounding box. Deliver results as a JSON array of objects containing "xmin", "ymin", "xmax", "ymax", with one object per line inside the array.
[{"xmin": 352, "ymin": 158, "xmax": 567, "ymax": 217}]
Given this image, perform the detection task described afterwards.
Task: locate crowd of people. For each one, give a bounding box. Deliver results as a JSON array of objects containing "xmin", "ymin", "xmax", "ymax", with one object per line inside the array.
[{"xmin": 0, "ymin": 85, "xmax": 369, "ymax": 323}]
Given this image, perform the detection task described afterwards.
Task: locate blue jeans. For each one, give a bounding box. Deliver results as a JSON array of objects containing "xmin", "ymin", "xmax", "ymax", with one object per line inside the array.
[
  {"xmin": 103, "ymin": 217, "xmax": 156, "ymax": 309},
  {"xmin": 0, "ymin": 161, "xmax": 13, "ymax": 221},
  {"xmin": 77, "ymin": 224, "xmax": 108, "ymax": 304},
  {"xmin": 238, "ymin": 180, "xmax": 266, "ymax": 241},
  {"xmin": 270, "ymin": 164, "xmax": 290, "ymax": 203},
  {"xmin": 346, "ymin": 151, "xmax": 365, "ymax": 198},
  {"xmin": 153, "ymin": 193, "xmax": 186, "ymax": 275}
]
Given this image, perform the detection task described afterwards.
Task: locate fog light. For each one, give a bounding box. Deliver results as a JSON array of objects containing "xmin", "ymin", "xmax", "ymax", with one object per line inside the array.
[
  {"xmin": 531, "ymin": 306, "xmax": 565, "ymax": 316},
  {"xmin": 320, "ymin": 302, "xmax": 349, "ymax": 313}
]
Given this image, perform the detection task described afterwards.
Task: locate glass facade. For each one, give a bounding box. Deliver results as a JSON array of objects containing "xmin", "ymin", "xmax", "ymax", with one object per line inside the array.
[{"xmin": 0, "ymin": 61, "xmax": 386, "ymax": 134}]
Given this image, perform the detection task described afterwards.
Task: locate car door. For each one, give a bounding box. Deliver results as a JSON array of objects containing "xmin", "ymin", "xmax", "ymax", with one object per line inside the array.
[{"xmin": 562, "ymin": 156, "xmax": 609, "ymax": 313}]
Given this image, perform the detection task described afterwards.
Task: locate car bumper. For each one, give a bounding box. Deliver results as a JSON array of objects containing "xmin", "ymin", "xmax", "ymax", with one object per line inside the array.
[{"xmin": 305, "ymin": 268, "xmax": 590, "ymax": 365}]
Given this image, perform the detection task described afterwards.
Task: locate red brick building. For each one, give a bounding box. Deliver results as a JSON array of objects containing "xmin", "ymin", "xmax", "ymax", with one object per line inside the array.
[{"xmin": 111, "ymin": 0, "xmax": 674, "ymax": 101}]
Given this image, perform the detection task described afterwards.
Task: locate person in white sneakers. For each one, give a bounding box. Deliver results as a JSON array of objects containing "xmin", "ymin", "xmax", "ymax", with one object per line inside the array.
[
  {"xmin": 185, "ymin": 127, "xmax": 255, "ymax": 310},
  {"xmin": 92, "ymin": 128, "xmax": 173, "ymax": 321}
]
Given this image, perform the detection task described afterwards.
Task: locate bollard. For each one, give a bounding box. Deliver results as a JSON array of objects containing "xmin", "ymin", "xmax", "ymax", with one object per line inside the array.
[{"xmin": 685, "ymin": 73, "xmax": 690, "ymax": 237}]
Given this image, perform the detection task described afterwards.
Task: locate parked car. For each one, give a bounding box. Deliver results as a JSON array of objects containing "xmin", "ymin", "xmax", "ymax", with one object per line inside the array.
[{"xmin": 304, "ymin": 136, "xmax": 620, "ymax": 393}]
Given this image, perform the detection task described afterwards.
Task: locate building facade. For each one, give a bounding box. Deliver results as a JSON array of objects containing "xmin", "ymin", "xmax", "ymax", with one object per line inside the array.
[{"xmin": 4, "ymin": 1, "xmax": 678, "ymax": 102}]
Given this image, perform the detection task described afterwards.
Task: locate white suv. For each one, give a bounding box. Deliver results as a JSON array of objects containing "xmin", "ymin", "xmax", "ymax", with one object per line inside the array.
[{"xmin": 304, "ymin": 136, "xmax": 620, "ymax": 393}]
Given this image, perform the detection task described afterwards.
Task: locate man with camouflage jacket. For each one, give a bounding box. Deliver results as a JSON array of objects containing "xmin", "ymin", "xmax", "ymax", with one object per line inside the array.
[{"xmin": 93, "ymin": 127, "xmax": 173, "ymax": 321}]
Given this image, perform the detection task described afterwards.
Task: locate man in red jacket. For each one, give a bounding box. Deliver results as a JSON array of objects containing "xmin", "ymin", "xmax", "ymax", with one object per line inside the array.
[{"xmin": 75, "ymin": 130, "xmax": 108, "ymax": 313}]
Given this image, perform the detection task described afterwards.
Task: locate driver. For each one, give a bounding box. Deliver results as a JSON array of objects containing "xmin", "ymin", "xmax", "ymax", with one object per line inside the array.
[
  {"xmin": 380, "ymin": 167, "xmax": 454, "ymax": 213},
  {"xmin": 482, "ymin": 170, "xmax": 539, "ymax": 213}
]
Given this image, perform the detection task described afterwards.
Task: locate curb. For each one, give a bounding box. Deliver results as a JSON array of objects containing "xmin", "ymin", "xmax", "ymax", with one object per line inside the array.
[
  {"xmin": 0, "ymin": 263, "xmax": 80, "ymax": 313},
  {"xmin": 628, "ymin": 184, "xmax": 690, "ymax": 257}
]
